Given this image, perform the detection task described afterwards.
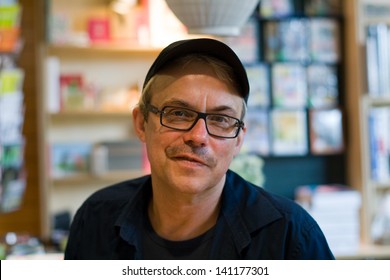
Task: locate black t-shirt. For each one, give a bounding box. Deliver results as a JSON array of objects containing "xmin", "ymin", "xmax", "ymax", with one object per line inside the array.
[{"xmin": 142, "ymin": 216, "xmax": 215, "ymax": 259}]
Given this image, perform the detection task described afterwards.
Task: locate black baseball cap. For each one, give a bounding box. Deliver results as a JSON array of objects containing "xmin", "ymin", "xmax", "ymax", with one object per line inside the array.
[{"xmin": 142, "ymin": 38, "xmax": 250, "ymax": 103}]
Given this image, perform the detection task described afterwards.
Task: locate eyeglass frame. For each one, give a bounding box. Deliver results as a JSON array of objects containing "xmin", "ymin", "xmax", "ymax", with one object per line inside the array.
[{"xmin": 147, "ymin": 104, "xmax": 245, "ymax": 139}]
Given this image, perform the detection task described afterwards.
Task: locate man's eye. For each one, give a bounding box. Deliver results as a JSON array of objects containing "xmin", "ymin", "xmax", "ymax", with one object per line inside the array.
[
  {"xmin": 166, "ymin": 108, "xmax": 193, "ymax": 119},
  {"xmin": 172, "ymin": 110, "xmax": 187, "ymax": 117},
  {"xmin": 209, "ymin": 115, "xmax": 230, "ymax": 124}
]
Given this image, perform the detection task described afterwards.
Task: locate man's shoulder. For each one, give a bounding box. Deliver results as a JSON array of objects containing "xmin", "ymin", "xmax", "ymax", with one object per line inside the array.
[
  {"xmin": 226, "ymin": 170, "xmax": 311, "ymax": 221},
  {"xmin": 82, "ymin": 175, "xmax": 150, "ymax": 206}
]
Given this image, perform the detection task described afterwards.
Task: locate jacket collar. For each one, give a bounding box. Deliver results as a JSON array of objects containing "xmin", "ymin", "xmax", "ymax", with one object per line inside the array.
[
  {"xmin": 214, "ymin": 170, "xmax": 283, "ymax": 256},
  {"xmin": 115, "ymin": 171, "xmax": 283, "ymax": 258}
]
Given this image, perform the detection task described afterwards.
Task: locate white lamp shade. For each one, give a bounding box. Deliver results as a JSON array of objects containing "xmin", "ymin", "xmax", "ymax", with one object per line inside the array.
[{"xmin": 165, "ymin": 0, "xmax": 260, "ymax": 36}]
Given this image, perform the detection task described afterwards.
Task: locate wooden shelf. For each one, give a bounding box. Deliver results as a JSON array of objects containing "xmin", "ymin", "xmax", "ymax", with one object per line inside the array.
[
  {"xmin": 336, "ymin": 244, "xmax": 390, "ymax": 259},
  {"xmin": 49, "ymin": 111, "xmax": 132, "ymax": 120},
  {"xmin": 51, "ymin": 170, "xmax": 146, "ymax": 187},
  {"xmin": 46, "ymin": 44, "xmax": 162, "ymax": 57},
  {"xmin": 363, "ymin": 95, "xmax": 390, "ymax": 106},
  {"xmin": 373, "ymin": 182, "xmax": 390, "ymax": 190}
]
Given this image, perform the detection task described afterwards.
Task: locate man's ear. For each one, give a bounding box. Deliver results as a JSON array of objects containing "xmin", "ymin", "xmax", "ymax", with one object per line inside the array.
[
  {"xmin": 233, "ymin": 126, "xmax": 246, "ymax": 157},
  {"xmin": 132, "ymin": 106, "xmax": 146, "ymax": 143}
]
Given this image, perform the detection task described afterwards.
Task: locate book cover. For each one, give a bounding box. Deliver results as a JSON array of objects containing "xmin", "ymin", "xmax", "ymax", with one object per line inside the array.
[
  {"xmin": 0, "ymin": 171, "xmax": 26, "ymax": 213},
  {"xmin": 241, "ymin": 108, "xmax": 270, "ymax": 155},
  {"xmin": 270, "ymin": 109, "xmax": 308, "ymax": 155},
  {"xmin": 87, "ymin": 17, "xmax": 110, "ymax": 43},
  {"xmin": 45, "ymin": 56, "xmax": 61, "ymax": 113},
  {"xmin": 309, "ymin": 108, "xmax": 344, "ymax": 155},
  {"xmin": 259, "ymin": 0, "xmax": 294, "ymax": 18},
  {"xmin": 366, "ymin": 24, "xmax": 381, "ymax": 96},
  {"xmin": 97, "ymin": 84, "xmax": 140, "ymax": 112},
  {"xmin": 0, "ymin": 3, "xmax": 22, "ymax": 29},
  {"xmin": 309, "ymin": 19, "xmax": 341, "ymax": 63},
  {"xmin": 245, "ymin": 64, "xmax": 270, "ymax": 108},
  {"xmin": 368, "ymin": 107, "xmax": 390, "ymax": 182},
  {"xmin": 295, "ymin": 183, "xmax": 361, "ymax": 255},
  {"xmin": 264, "ymin": 19, "xmax": 309, "ymax": 62},
  {"xmin": 0, "ymin": 67, "xmax": 24, "ymax": 95},
  {"xmin": 50, "ymin": 142, "xmax": 92, "ymax": 178},
  {"xmin": 304, "ymin": 0, "xmax": 341, "ymax": 16},
  {"xmin": 271, "ymin": 63, "xmax": 307, "ymax": 108},
  {"xmin": 376, "ymin": 24, "xmax": 390, "ymax": 95},
  {"xmin": 307, "ymin": 64, "xmax": 339, "ymax": 108},
  {"xmin": 0, "ymin": 87, "xmax": 24, "ymax": 144},
  {"xmin": 222, "ymin": 18, "xmax": 259, "ymax": 64},
  {"xmin": 0, "ymin": 27, "xmax": 20, "ymax": 52},
  {"xmin": 59, "ymin": 74, "xmax": 85, "ymax": 111},
  {"xmin": 0, "ymin": 143, "xmax": 24, "ymax": 169},
  {"xmin": 91, "ymin": 140, "xmax": 143, "ymax": 175}
]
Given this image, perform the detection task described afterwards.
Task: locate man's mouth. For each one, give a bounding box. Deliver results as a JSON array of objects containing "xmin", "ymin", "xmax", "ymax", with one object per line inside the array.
[
  {"xmin": 173, "ymin": 155, "xmax": 206, "ymax": 165},
  {"xmin": 166, "ymin": 146, "xmax": 217, "ymax": 167}
]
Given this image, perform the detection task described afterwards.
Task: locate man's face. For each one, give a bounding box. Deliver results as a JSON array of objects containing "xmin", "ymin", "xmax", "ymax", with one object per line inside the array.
[{"xmin": 133, "ymin": 61, "xmax": 246, "ymax": 196}]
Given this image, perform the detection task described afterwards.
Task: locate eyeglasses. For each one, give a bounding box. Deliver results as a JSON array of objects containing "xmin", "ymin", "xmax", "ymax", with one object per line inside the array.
[{"xmin": 148, "ymin": 105, "xmax": 244, "ymax": 139}]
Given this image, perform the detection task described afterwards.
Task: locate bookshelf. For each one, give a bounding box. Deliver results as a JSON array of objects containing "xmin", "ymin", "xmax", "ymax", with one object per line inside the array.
[
  {"xmin": 37, "ymin": 0, "xmax": 390, "ymax": 258},
  {"xmin": 250, "ymin": 0, "xmax": 346, "ymax": 200},
  {"xmin": 41, "ymin": 0, "xmax": 169, "ymax": 235},
  {"xmin": 341, "ymin": 0, "xmax": 390, "ymax": 256},
  {"xmin": 0, "ymin": 0, "xmax": 44, "ymax": 239},
  {"xmin": 43, "ymin": 43, "xmax": 156, "ymax": 221}
]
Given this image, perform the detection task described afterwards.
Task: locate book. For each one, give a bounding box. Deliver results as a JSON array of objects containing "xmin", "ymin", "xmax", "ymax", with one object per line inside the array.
[
  {"xmin": 309, "ymin": 19, "xmax": 341, "ymax": 63},
  {"xmin": 0, "ymin": 3, "xmax": 22, "ymax": 29},
  {"xmin": 59, "ymin": 74, "xmax": 93, "ymax": 111},
  {"xmin": 97, "ymin": 84, "xmax": 140, "ymax": 112},
  {"xmin": 222, "ymin": 18, "xmax": 259, "ymax": 64},
  {"xmin": 304, "ymin": 0, "xmax": 341, "ymax": 16},
  {"xmin": 307, "ymin": 64, "xmax": 339, "ymax": 108},
  {"xmin": 366, "ymin": 24, "xmax": 381, "ymax": 96},
  {"xmin": 366, "ymin": 24, "xmax": 390, "ymax": 96},
  {"xmin": 0, "ymin": 171, "xmax": 26, "ymax": 213},
  {"xmin": 87, "ymin": 17, "xmax": 110, "ymax": 43},
  {"xmin": 91, "ymin": 140, "xmax": 143, "ymax": 175},
  {"xmin": 264, "ymin": 20, "xmax": 309, "ymax": 62},
  {"xmin": 245, "ymin": 63, "xmax": 270, "ymax": 108},
  {"xmin": 0, "ymin": 3, "xmax": 22, "ymax": 52},
  {"xmin": 0, "ymin": 27, "xmax": 20, "ymax": 52},
  {"xmin": 0, "ymin": 143, "xmax": 26, "ymax": 213},
  {"xmin": 0, "ymin": 91, "xmax": 24, "ymax": 144},
  {"xmin": 259, "ymin": 0, "xmax": 294, "ymax": 18},
  {"xmin": 368, "ymin": 107, "xmax": 390, "ymax": 182},
  {"xmin": 309, "ymin": 108, "xmax": 344, "ymax": 155},
  {"xmin": 295, "ymin": 184, "xmax": 361, "ymax": 255},
  {"xmin": 45, "ymin": 56, "xmax": 61, "ymax": 113},
  {"xmin": 0, "ymin": 143, "xmax": 24, "ymax": 169},
  {"xmin": 0, "ymin": 67, "xmax": 24, "ymax": 95},
  {"xmin": 270, "ymin": 109, "xmax": 308, "ymax": 155},
  {"xmin": 271, "ymin": 63, "xmax": 307, "ymax": 108},
  {"xmin": 50, "ymin": 142, "xmax": 92, "ymax": 178},
  {"xmin": 241, "ymin": 108, "xmax": 270, "ymax": 155}
]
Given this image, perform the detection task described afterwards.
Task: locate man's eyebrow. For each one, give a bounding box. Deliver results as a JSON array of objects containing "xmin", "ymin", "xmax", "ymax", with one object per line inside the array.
[
  {"xmin": 161, "ymin": 99, "xmax": 238, "ymax": 115},
  {"xmin": 162, "ymin": 99, "xmax": 190, "ymax": 108},
  {"xmin": 210, "ymin": 105, "xmax": 238, "ymax": 114}
]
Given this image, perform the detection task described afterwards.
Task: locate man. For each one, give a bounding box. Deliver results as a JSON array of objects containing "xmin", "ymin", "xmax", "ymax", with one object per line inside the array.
[{"xmin": 64, "ymin": 38, "xmax": 334, "ymax": 259}]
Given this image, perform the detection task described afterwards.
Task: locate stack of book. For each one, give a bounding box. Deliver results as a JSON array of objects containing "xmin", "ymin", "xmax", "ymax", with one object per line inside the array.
[
  {"xmin": 368, "ymin": 107, "xmax": 390, "ymax": 183},
  {"xmin": 366, "ymin": 23, "xmax": 390, "ymax": 96},
  {"xmin": 295, "ymin": 184, "xmax": 361, "ymax": 256}
]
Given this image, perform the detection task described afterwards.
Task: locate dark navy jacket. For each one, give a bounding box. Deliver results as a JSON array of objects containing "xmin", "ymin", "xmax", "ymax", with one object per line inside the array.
[{"xmin": 64, "ymin": 170, "xmax": 335, "ymax": 259}]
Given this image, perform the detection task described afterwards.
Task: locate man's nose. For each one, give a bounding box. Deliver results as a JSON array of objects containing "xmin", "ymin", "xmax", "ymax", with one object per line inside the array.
[{"xmin": 182, "ymin": 118, "xmax": 209, "ymax": 144}]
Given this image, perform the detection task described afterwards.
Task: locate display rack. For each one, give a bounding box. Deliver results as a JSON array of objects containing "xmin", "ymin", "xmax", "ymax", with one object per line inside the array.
[{"xmin": 0, "ymin": 0, "xmax": 26, "ymax": 214}]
